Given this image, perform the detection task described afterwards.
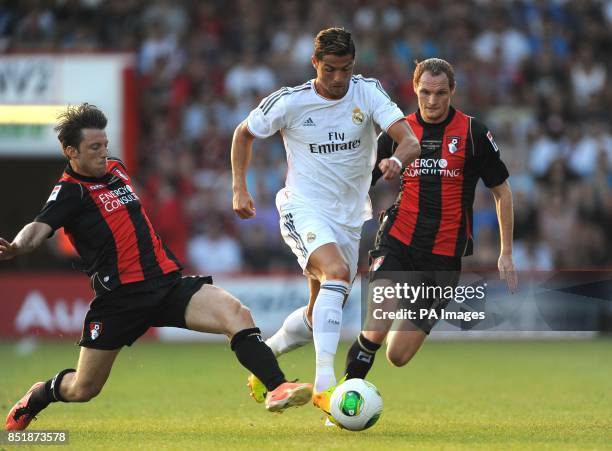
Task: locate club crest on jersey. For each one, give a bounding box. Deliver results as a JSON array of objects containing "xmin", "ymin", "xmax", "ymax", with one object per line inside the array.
[
  {"xmin": 352, "ymin": 107, "xmax": 364, "ymax": 125},
  {"xmin": 307, "ymin": 232, "xmax": 316, "ymax": 243},
  {"xmin": 486, "ymin": 131, "xmax": 499, "ymax": 152},
  {"xmin": 89, "ymin": 322, "xmax": 103, "ymax": 340},
  {"xmin": 370, "ymin": 256, "xmax": 385, "ymax": 272},
  {"xmin": 113, "ymin": 168, "xmax": 129, "ymax": 181},
  {"xmin": 447, "ymin": 136, "xmax": 461, "ymax": 154}
]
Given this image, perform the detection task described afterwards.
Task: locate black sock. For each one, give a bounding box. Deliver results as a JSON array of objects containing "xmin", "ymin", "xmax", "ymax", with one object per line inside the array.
[
  {"xmin": 230, "ymin": 328, "xmax": 286, "ymax": 392},
  {"xmin": 26, "ymin": 382, "xmax": 53, "ymax": 415},
  {"xmin": 27, "ymin": 368, "xmax": 76, "ymax": 414},
  {"xmin": 345, "ymin": 333, "xmax": 381, "ymax": 380}
]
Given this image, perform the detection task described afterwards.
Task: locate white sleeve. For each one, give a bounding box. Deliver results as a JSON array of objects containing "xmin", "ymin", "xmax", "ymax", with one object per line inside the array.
[
  {"xmin": 366, "ymin": 79, "xmax": 404, "ymax": 132},
  {"xmin": 246, "ymin": 88, "xmax": 289, "ymax": 138}
]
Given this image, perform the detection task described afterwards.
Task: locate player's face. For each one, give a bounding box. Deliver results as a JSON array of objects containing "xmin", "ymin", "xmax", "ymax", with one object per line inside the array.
[
  {"xmin": 414, "ymin": 72, "xmax": 455, "ymax": 124},
  {"xmin": 69, "ymin": 129, "xmax": 109, "ymax": 178},
  {"xmin": 312, "ymin": 53, "xmax": 354, "ymax": 99}
]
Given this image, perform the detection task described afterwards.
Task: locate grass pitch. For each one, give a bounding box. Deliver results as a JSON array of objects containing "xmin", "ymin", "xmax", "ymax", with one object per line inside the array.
[{"xmin": 1, "ymin": 339, "xmax": 611, "ymax": 450}]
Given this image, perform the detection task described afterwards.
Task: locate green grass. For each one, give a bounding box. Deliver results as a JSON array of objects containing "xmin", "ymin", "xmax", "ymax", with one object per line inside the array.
[{"xmin": 1, "ymin": 339, "xmax": 611, "ymax": 450}]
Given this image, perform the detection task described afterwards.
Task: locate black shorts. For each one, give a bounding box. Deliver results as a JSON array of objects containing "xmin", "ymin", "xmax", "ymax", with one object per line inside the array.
[
  {"xmin": 369, "ymin": 233, "xmax": 461, "ymax": 334},
  {"xmin": 79, "ymin": 272, "xmax": 213, "ymax": 350}
]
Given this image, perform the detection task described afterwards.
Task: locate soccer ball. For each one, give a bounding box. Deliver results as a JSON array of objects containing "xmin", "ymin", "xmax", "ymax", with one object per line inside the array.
[{"xmin": 329, "ymin": 378, "xmax": 383, "ymax": 431}]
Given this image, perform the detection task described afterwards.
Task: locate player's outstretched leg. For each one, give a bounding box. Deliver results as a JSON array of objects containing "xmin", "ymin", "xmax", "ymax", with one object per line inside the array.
[
  {"xmin": 249, "ymin": 303, "xmax": 314, "ymax": 402},
  {"xmin": 6, "ymin": 382, "xmax": 46, "ymax": 430},
  {"xmin": 248, "ymin": 279, "xmax": 319, "ymax": 402},
  {"xmin": 184, "ymin": 284, "xmax": 312, "ymax": 412},
  {"xmin": 248, "ymin": 305, "xmax": 312, "ymax": 402},
  {"xmin": 6, "ymin": 347, "xmax": 119, "ymax": 430}
]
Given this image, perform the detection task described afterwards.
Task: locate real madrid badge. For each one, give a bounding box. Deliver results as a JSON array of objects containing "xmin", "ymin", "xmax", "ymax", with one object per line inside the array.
[{"xmin": 352, "ymin": 107, "xmax": 364, "ymax": 125}]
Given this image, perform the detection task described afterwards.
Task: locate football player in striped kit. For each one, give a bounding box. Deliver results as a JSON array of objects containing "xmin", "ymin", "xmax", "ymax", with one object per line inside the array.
[
  {"xmin": 344, "ymin": 58, "xmax": 517, "ymax": 381},
  {"xmin": 3, "ymin": 104, "xmax": 313, "ymax": 431}
]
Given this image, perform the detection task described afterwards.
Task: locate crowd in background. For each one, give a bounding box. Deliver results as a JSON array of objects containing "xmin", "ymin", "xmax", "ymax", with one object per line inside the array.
[{"xmin": 2, "ymin": 0, "xmax": 611, "ymax": 274}]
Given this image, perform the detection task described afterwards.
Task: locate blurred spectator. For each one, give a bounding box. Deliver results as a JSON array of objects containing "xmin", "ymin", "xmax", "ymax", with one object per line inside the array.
[
  {"xmin": 224, "ymin": 50, "xmax": 277, "ymax": 99},
  {"xmin": 568, "ymin": 122, "xmax": 612, "ymax": 177},
  {"xmin": 141, "ymin": 0, "xmax": 188, "ymax": 38},
  {"xmin": 538, "ymin": 191, "xmax": 577, "ymax": 268},
  {"xmin": 472, "ymin": 188, "xmax": 498, "ymax": 240},
  {"xmin": 472, "ymin": 13, "xmax": 530, "ymax": 73},
  {"xmin": 181, "ymin": 92, "xmax": 210, "ymax": 141},
  {"xmin": 467, "ymin": 226, "xmax": 499, "ymax": 270},
  {"xmin": 188, "ymin": 219, "xmax": 242, "ymax": 275},
  {"xmin": 513, "ymin": 233, "xmax": 554, "ymax": 271},
  {"xmin": 512, "ymin": 190, "xmax": 538, "ymax": 242},
  {"xmin": 240, "ymin": 224, "xmax": 294, "ymax": 273},
  {"xmin": 570, "ymin": 46, "xmax": 606, "ymax": 108},
  {"xmin": 139, "ymin": 20, "xmax": 181, "ymax": 76},
  {"xmin": 528, "ymin": 117, "xmax": 568, "ymax": 177},
  {"xmin": 14, "ymin": 0, "xmax": 55, "ymax": 49},
  {"xmin": 147, "ymin": 181, "xmax": 190, "ymax": 265}
]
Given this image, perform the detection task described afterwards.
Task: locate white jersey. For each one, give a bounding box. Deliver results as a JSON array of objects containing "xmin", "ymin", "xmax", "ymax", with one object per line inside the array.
[{"xmin": 246, "ymin": 75, "xmax": 404, "ymax": 228}]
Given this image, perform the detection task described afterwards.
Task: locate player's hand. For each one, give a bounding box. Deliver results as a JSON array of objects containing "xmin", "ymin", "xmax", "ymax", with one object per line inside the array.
[
  {"xmin": 0, "ymin": 238, "xmax": 17, "ymax": 261},
  {"xmin": 379, "ymin": 158, "xmax": 402, "ymax": 181},
  {"xmin": 498, "ymin": 254, "xmax": 517, "ymax": 293},
  {"xmin": 233, "ymin": 189, "xmax": 256, "ymax": 219}
]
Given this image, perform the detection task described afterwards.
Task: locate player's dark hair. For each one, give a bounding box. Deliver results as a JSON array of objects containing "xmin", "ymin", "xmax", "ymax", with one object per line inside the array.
[
  {"xmin": 54, "ymin": 103, "xmax": 107, "ymax": 150},
  {"xmin": 413, "ymin": 58, "xmax": 456, "ymax": 90},
  {"xmin": 314, "ymin": 27, "xmax": 355, "ymax": 60}
]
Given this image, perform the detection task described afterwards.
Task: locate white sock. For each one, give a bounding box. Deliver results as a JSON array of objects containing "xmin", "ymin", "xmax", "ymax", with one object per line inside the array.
[
  {"xmin": 265, "ymin": 306, "xmax": 313, "ymax": 357},
  {"xmin": 313, "ymin": 280, "xmax": 349, "ymax": 392}
]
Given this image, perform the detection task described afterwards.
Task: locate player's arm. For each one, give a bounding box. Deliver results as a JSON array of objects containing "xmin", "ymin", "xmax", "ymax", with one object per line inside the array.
[
  {"xmin": 0, "ymin": 222, "xmax": 53, "ymax": 260},
  {"xmin": 231, "ymin": 88, "xmax": 288, "ymax": 219},
  {"xmin": 367, "ymin": 78, "xmax": 420, "ymax": 181},
  {"xmin": 231, "ymin": 120, "xmax": 257, "ymax": 219},
  {"xmin": 379, "ymin": 120, "xmax": 421, "ymax": 181},
  {"xmin": 473, "ymin": 119, "xmax": 517, "ymax": 292},
  {"xmin": 2, "ymin": 181, "xmax": 84, "ymax": 261},
  {"xmin": 372, "ymin": 132, "xmax": 395, "ymax": 186},
  {"xmin": 489, "ymin": 180, "xmax": 517, "ymax": 292}
]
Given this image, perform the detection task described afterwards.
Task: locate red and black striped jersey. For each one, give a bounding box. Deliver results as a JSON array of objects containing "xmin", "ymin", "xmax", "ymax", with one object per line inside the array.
[
  {"xmin": 35, "ymin": 158, "xmax": 181, "ymax": 293},
  {"xmin": 372, "ymin": 107, "xmax": 509, "ymax": 257}
]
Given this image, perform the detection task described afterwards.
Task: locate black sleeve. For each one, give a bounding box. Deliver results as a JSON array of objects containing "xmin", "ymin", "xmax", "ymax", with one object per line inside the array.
[
  {"xmin": 107, "ymin": 156, "xmax": 127, "ymax": 171},
  {"xmin": 371, "ymin": 131, "xmax": 397, "ymax": 186},
  {"xmin": 34, "ymin": 182, "xmax": 83, "ymax": 234},
  {"xmin": 470, "ymin": 118, "xmax": 509, "ymax": 188}
]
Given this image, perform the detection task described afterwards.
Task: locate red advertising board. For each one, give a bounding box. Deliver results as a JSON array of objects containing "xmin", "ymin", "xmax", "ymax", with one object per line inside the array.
[
  {"xmin": 0, "ymin": 273, "xmax": 91, "ymax": 339},
  {"xmin": 0, "ymin": 273, "xmax": 154, "ymax": 341}
]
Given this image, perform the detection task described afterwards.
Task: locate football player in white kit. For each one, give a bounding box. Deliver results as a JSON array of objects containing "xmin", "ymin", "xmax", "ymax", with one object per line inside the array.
[{"xmin": 231, "ymin": 27, "xmax": 421, "ymax": 417}]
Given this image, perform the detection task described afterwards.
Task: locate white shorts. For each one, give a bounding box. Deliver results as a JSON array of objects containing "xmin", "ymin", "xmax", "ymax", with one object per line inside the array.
[{"xmin": 276, "ymin": 190, "xmax": 361, "ymax": 280}]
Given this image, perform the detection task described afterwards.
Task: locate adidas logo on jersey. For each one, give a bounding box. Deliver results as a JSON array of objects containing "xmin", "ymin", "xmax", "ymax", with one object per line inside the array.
[{"xmin": 302, "ymin": 117, "xmax": 316, "ymax": 127}]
